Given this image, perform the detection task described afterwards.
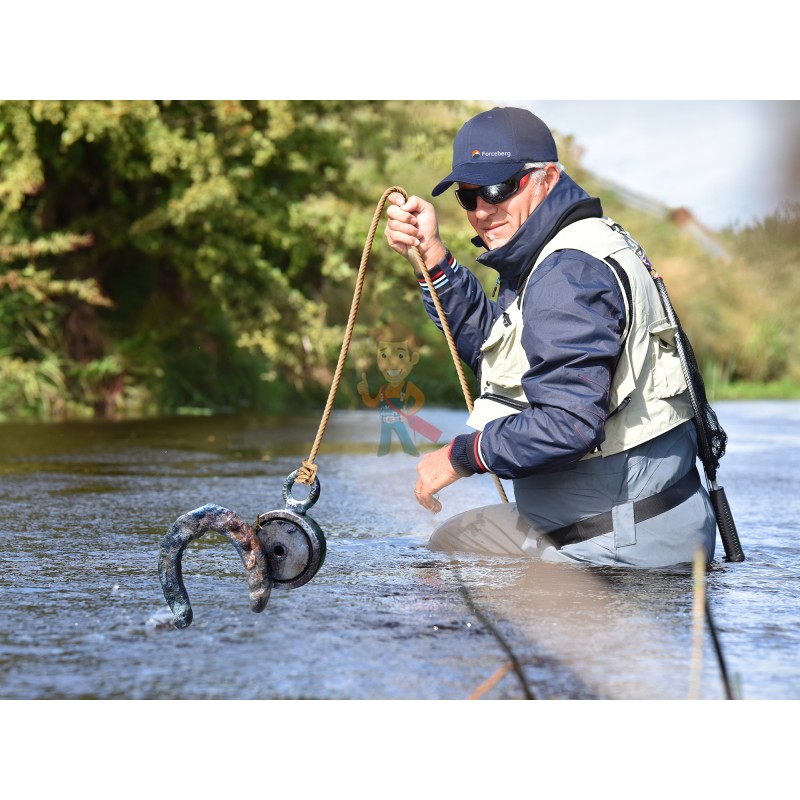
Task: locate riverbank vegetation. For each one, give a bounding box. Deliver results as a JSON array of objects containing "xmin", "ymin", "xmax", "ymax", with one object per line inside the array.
[{"xmin": 1, "ymin": 100, "xmax": 798, "ymax": 421}]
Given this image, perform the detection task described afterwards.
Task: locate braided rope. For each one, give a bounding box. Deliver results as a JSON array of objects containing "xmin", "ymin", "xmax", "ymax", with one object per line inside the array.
[
  {"xmin": 295, "ymin": 187, "xmax": 507, "ymax": 504},
  {"xmin": 294, "ymin": 187, "xmax": 395, "ymax": 484}
]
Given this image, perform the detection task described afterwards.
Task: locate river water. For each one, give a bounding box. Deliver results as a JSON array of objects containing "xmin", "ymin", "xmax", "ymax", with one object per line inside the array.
[{"xmin": 1, "ymin": 400, "xmax": 798, "ymax": 701}]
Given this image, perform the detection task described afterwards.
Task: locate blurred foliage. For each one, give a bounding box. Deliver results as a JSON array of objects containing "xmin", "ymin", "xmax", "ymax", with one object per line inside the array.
[
  {"xmin": 0, "ymin": 100, "xmax": 476, "ymax": 419},
  {"xmin": 717, "ymin": 203, "xmax": 800, "ymax": 388},
  {"xmin": 1, "ymin": 100, "xmax": 797, "ymax": 421}
]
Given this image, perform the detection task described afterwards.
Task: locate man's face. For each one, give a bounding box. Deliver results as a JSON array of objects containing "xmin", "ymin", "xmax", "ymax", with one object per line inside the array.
[
  {"xmin": 459, "ymin": 165, "xmax": 559, "ymax": 250},
  {"xmin": 376, "ymin": 340, "xmax": 418, "ymax": 386}
]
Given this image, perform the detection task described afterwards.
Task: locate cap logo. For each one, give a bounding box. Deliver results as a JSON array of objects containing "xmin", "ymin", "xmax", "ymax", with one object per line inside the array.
[{"xmin": 470, "ymin": 150, "xmax": 511, "ymax": 159}]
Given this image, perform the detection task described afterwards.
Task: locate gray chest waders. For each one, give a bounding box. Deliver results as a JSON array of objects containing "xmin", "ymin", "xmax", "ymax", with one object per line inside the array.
[
  {"xmin": 652, "ymin": 275, "xmax": 744, "ymax": 561},
  {"xmin": 606, "ymin": 220, "xmax": 744, "ymax": 562}
]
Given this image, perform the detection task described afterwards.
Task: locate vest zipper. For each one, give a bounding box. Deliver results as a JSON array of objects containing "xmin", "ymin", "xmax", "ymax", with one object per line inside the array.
[
  {"xmin": 607, "ymin": 394, "xmax": 632, "ymax": 419},
  {"xmin": 480, "ymin": 393, "xmax": 529, "ymax": 411}
]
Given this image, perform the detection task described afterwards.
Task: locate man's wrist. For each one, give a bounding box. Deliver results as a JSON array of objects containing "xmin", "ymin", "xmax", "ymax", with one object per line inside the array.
[{"xmin": 420, "ymin": 239, "xmax": 446, "ymax": 270}]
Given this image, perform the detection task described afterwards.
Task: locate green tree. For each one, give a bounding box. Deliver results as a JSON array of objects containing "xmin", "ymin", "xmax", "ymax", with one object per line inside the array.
[{"xmin": 0, "ymin": 100, "xmax": 471, "ymax": 419}]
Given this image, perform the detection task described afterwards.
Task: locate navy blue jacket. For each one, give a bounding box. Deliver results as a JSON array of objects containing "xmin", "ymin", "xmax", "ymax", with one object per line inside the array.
[{"xmin": 421, "ymin": 173, "xmax": 628, "ymax": 480}]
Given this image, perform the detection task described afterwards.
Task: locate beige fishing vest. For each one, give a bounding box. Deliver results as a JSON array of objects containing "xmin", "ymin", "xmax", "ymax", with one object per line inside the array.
[{"xmin": 466, "ymin": 217, "xmax": 694, "ymax": 458}]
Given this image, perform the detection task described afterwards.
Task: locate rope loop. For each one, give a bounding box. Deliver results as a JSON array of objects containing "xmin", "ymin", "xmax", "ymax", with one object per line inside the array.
[{"xmin": 295, "ymin": 459, "xmax": 318, "ymax": 486}]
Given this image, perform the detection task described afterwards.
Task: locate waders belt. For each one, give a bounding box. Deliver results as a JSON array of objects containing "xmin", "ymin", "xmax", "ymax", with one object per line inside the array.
[{"xmin": 544, "ymin": 466, "xmax": 702, "ymax": 550}]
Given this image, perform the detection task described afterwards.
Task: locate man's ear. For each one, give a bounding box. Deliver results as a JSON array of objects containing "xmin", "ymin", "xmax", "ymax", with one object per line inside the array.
[
  {"xmin": 542, "ymin": 163, "xmax": 561, "ymax": 195},
  {"xmin": 411, "ymin": 352, "xmax": 420, "ymax": 366}
]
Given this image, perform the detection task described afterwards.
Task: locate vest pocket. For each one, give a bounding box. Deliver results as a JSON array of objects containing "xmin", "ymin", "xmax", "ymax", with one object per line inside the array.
[
  {"xmin": 479, "ymin": 310, "xmax": 530, "ymax": 391},
  {"xmin": 648, "ymin": 318, "xmax": 687, "ymax": 399}
]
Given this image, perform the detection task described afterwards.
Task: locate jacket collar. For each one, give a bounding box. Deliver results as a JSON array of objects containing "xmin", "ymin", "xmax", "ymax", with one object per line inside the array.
[{"xmin": 471, "ymin": 172, "xmax": 603, "ymax": 292}]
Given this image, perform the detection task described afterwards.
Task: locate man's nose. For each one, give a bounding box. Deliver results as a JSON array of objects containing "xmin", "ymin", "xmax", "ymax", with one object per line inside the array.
[{"xmin": 473, "ymin": 197, "xmax": 495, "ymax": 217}]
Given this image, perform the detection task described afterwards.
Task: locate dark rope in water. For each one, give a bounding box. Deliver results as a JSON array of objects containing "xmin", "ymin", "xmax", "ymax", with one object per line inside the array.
[
  {"xmin": 455, "ymin": 572, "xmax": 535, "ymax": 700},
  {"xmin": 705, "ymin": 598, "xmax": 737, "ymax": 699}
]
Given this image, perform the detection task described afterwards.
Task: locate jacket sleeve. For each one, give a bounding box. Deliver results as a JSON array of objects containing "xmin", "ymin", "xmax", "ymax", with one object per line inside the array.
[
  {"xmin": 449, "ymin": 251, "xmax": 627, "ymax": 479},
  {"xmin": 417, "ymin": 249, "xmax": 500, "ymax": 375}
]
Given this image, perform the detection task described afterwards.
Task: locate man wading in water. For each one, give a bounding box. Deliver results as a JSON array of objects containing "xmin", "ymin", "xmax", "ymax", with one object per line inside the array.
[{"xmin": 384, "ymin": 106, "xmax": 716, "ymax": 567}]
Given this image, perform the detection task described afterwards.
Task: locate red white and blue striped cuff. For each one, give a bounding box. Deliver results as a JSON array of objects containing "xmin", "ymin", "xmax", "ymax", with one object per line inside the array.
[{"xmin": 418, "ymin": 251, "xmax": 458, "ymax": 293}]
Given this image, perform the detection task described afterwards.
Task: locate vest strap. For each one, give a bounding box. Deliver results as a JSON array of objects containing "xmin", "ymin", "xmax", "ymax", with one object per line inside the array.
[{"xmin": 544, "ymin": 466, "xmax": 701, "ymax": 550}]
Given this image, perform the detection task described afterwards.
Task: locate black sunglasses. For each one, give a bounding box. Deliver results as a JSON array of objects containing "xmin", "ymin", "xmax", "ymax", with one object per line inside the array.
[{"xmin": 454, "ymin": 168, "xmax": 536, "ymax": 211}]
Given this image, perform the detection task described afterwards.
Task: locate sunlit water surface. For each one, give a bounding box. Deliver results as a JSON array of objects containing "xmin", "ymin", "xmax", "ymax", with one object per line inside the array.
[{"xmin": 1, "ymin": 401, "xmax": 798, "ymax": 699}]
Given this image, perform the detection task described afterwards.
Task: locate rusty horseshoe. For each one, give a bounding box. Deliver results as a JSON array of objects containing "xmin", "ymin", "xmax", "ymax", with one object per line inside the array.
[{"xmin": 158, "ymin": 504, "xmax": 272, "ymax": 628}]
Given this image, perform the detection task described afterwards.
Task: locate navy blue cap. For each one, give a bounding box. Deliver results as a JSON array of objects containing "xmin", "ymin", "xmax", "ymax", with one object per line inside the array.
[{"xmin": 432, "ymin": 107, "xmax": 558, "ymax": 197}]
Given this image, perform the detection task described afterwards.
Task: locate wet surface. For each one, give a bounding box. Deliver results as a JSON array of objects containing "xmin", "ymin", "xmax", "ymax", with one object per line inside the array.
[{"xmin": 1, "ymin": 402, "xmax": 798, "ymax": 699}]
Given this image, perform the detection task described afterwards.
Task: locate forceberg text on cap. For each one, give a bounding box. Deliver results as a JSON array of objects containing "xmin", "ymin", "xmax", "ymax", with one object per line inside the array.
[{"xmin": 432, "ymin": 107, "xmax": 559, "ymax": 197}]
